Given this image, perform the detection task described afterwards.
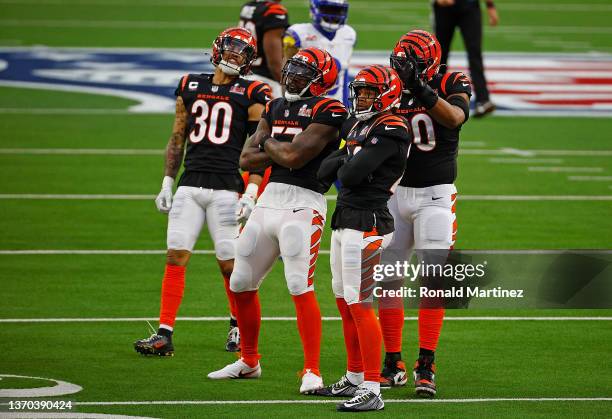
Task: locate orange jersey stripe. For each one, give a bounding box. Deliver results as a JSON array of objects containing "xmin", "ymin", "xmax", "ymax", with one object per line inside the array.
[
  {"xmin": 180, "ymin": 75, "xmax": 188, "ymax": 92},
  {"xmin": 247, "ymin": 80, "xmax": 263, "ymax": 99},
  {"xmin": 375, "ymin": 114, "xmax": 408, "ymax": 130},
  {"xmin": 322, "ymin": 103, "xmax": 347, "ymax": 114},
  {"xmin": 440, "ymin": 73, "xmax": 452, "ymax": 96},
  {"xmin": 312, "ymin": 98, "xmax": 335, "ymax": 117},
  {"xmin": 263, "ymin": 4, "xmax": 287, "ymax": 16}
]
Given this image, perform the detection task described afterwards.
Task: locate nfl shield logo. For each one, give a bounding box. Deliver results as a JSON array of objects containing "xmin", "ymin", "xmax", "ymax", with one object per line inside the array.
[
  {"xmin": 284, "ymin": 109, "xmax": 290, "ymax": 117},
  {"xmin": 211, "ymin": 85, "xmax": 219, "ymax": 93},
  {"xmin": 371, "ymin": 137, "xmax": 378, "ymax": 144}
]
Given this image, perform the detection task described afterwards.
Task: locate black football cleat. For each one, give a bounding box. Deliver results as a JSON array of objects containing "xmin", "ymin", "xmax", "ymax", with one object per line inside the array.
[
  {"xmin": 380, "ymin": 353, "xmax": 408, "ymax": 388},
  {"xmin": 337, "ymin": 387, "xmax": 384, "ymax": 412},
  {"xmin": 134, "ymin": 334, "xmax": 174, "ymax": 357},
  {"xmin": 413, "ymin": 357, "xmax": 436, "ymax": 397},
  {"xmin": 225, "ymin": 325, "xmax": 240, "ymax": 352},
  {"xmin": 314, "ymin": 374, "xmax": 358, "ymax": 397}
]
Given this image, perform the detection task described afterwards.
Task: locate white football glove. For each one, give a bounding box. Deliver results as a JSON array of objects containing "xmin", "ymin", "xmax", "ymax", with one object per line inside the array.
[
  {"xmin": 236, "ymin": 183, "xmax": 258, "ymax": 224},
  {"xmin": 155, "ymin": 176, "xmax": 174, "ymax": 214}
]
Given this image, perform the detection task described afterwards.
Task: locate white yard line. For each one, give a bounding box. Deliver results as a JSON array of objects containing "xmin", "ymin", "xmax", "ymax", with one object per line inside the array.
[
  {"xmin": 471, "ymin": 150, "xmax": 612, "ymax": 156},
  {"xmin": 568, "ymin": 176, "xmax": 612, "ymax": 181},
  {"xmin": 460, "ymin": 141, "xmax": 487, "ymax": 147},
  {"xmin": 528, "ymin": 167, "xmax": 603, "ymax": 173},
  {"xmin": 499, "ymin": 148, "xmax": 535, "ymax": 157},
  {"xmin": 0, "ymin": 317, "xmax": 609, "ymax": 323},
  {"xmin": 489, "ymin": 158, "xmax": 564, "ymax": 164},
  {"xmin": 1, "ymin": 194, "xmax": 611, "ymax": 201}
]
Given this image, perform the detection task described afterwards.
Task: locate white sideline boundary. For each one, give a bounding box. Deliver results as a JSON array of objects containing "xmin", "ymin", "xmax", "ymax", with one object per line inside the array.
[
  {"xmin": 1, "ymin": 194, "xmax": 612, "ymax": 201},
  {"xmin": 66, "ymin": 398, "xmax": 612, "ymax": 405},
  {"xmin": 0, "ymin": 317, "xmax": 610, "ymax": 323}
]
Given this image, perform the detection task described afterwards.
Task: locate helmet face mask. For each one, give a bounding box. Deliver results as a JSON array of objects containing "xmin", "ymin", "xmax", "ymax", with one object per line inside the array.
[
  {"xmin": 349, "ymin": 82, "xmax": 383, "ymax": 121},
  {"xmin": 211, "ymin": 27, "xmax": 257, "ymax": 76},
  {"xmin": 310, "ymin": 0, "xmax": 349, "ymax": 33},
  {"xmin": 218, "ymin": 37, "xmax": 254, "ymax": 75},
  {"xmin": 281, "ymin": 48, "xmax": 337, "ymax": 102},
  {"xmin": 281, "ymin": 59, "xmax": 321, "ymax": 101},
  {"xmin": 349, "ymin": 65, "xmax": 402, "ymax": 121}
]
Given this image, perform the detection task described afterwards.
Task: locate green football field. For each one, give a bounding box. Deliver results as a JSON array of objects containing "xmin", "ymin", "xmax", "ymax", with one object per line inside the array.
[{"xmin": 1, "ymin": 0, "xmax": 612, "ymax": 418}]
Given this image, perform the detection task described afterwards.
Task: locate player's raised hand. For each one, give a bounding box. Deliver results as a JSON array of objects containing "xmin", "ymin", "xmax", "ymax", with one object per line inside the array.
[{"xmin": 155, "ymin": 176, "xmax": 174, "ymax": 214}]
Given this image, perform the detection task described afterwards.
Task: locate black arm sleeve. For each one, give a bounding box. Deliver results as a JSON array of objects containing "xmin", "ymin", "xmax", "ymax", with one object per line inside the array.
[
  {"xmin": 447, "ymin": 94, "xmax": 470, "ymax": 124},
  {"xmin": 337, "ymin": 136, "xmax": 398, "ymax": 187},
  {"xmin": 317, "ymin": 148, "xmax": 347, "ymax": 184},
  {"xmin": 247, "ymin": 121, "xmax": 259, "ymax": 136}
]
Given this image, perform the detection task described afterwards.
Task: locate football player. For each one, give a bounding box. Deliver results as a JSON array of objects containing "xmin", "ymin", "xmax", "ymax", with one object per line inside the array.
[
  {"xmin": 133, "ymin": 27, "xmax": 271, "ymax": 357},
  {"xmin": 207, "ymin": 47, "xmax": 347, "ymax": 395},
  {"xmin": 379, "ymin": 30, "xmax": 472, "ymax": 397},
  {"xmin": 283, "ymin": 0, "xmax": 356, "ymax": 106},
  {"xmin": 239, "ymin": 0, "xmax": 290, "ymax": 97},
  {"xmin": 316, "ymin": 65, "xmax": 410, "ymax": 411}
]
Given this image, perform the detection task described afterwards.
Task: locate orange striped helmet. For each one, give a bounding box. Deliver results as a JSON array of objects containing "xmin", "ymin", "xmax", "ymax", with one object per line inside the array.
[
  {"xmin": 349, "ymin": 65, "xmax": 402, "ymax": 121},
  {"xmin": 390, "ymin": 30, "xmax": 441, "ymax": 81},
  {"xmin": 211, "ymin": 27, "xmax": 257, "ymax": 76},
  {"xmin": 281, "ymin": 47, "xmax": 339, "ymax": 101}
]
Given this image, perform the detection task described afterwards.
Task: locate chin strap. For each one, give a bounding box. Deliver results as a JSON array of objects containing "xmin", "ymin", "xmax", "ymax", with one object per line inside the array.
[{"xmin": 218, "ymin": 60, "xmax": 241, "ymax": 76}]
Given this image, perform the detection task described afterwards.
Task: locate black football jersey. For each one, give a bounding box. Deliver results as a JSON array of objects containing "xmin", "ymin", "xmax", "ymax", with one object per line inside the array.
[
  {"xmin": 239, "ymin": 1, "xmax": 289, "ymax": 80},
  {"xmin": 174, "ymin": 73, "xmax": 271, "ymax": 192},
  {"xmin": 262, "ymin": 97, "xmax": 347, "ymax": 193},
  {"xmin": 396, "ymin": 71, "xmax": 472, "ymax": 188},
  {"xmin": 339, "ymin": 114, "xmax": 411, "ymax": 209}
]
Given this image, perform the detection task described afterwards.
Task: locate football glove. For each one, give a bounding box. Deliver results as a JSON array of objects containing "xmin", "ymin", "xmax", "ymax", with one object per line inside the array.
[
  {"xmin": 236, "ymin": 183, "xmax": 258, "ymax": 224},
  {"xmin": 394, "ymin": 56, "xmax": 438, "ymax": 109},
  {"xmin": 155, "ymin": 176, "xmax": 174, "ymax": 214}
]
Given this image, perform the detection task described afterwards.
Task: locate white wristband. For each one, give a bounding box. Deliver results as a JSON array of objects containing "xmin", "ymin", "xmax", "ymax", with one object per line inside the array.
[
  {"xmin": 161, "ymin": 176, "xmax": 174, "ymax": 190},
  {"xmin": 244, "ymin": 183, "xmax": 259, "ymax": 198}
]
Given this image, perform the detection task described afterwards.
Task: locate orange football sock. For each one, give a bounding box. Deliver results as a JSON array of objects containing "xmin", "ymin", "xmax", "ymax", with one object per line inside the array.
[
  {"xmin": 233, "ymin": 290, "xmax": 261, "ymax": 367},
  {"xmin": 418, "ymin": 308, "xmax": 445, "ymax": 351},
  {"xmin": 336, "ymin": 298, "xmax": 363, "ymax": 373},
  {"xmin": 348, "ymin": 303, "xmax": 382, "ymax": 382},
  {"xmin": 379, "ymin": 307, "xmax": 404, "ymax": 354},
  {"xmin": 159, "ymin": 264, "xmax": 186, "ymax": 328},
  {"xmin": 222, "ymin": 274, "xmax": 237, "ymax": 319},
  {"xmin": 292, "ymin": 292, "xmax": 322, "ymax": 375}
]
